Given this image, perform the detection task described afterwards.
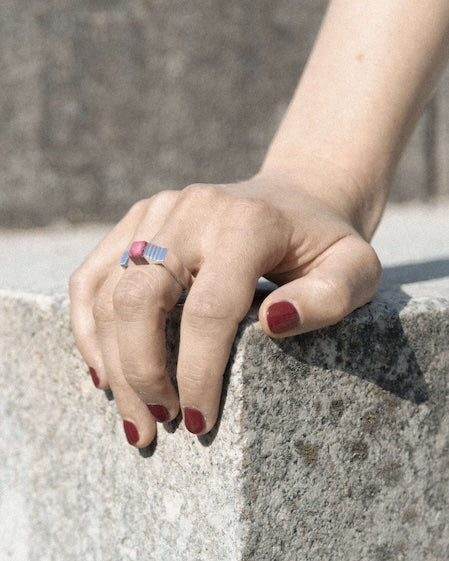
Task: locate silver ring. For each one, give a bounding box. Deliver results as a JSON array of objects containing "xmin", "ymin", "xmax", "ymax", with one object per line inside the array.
[{"xmin": 120, "ymin": 241, "xmax": 193, "ymax": 291}]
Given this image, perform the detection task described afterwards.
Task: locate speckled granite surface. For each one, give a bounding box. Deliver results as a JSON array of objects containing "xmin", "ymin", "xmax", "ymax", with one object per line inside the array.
[
  {"xmin": 239, "ymin": 295, "xmax": 449, "ymax": 560},
  {"xmin": 1, "ymin": 286, "xmax": 449, "ymax": 560},
  {"xmin": 1, "ymin": 206, "xmax": 449, "ymax": 560},
  {"xmin": 0, "ymin": 296, "xmax": 244, "ymax": 561}
]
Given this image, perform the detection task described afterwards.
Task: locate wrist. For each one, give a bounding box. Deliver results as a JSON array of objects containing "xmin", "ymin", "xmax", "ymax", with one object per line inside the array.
[{"xmin": 257, "ymin": 153, "xmax": 389, "ymax": 240}]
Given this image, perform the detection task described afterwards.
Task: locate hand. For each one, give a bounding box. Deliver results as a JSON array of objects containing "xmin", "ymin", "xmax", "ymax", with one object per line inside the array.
[{"xmin": 70, "ymin": 168, "xmax": 381, "ymax": 447}]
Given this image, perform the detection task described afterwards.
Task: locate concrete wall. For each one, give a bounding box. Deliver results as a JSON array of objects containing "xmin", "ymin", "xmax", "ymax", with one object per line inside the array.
[{"xmin": 1, "ymin": 0, "xmax": 448, "ymax": 227}]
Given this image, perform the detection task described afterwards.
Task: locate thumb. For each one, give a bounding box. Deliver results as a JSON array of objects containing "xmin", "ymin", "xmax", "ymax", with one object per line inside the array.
[{"xmin": 259, "ymin": 237, "xmax": 382, "ymax": 337}]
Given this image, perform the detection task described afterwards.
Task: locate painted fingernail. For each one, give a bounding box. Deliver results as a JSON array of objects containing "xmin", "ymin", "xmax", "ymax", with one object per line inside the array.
[
  {"xmin": 123, "ymin": 420, "xmax": 139, "ymax": 445},
  {"xmin": 266, "ymin": 301, "xmax": 300, "ymax": 334},
  {"xmin": 184, "ymin": 407, "xmax": 206, "ymax": 434},
  {"xmin": 147, "ymin": 404, "xmax": 170, "ymax": 423},
  {"xmin": 89, "ymin": 366, "xmax": 100, "ymax": 388}
]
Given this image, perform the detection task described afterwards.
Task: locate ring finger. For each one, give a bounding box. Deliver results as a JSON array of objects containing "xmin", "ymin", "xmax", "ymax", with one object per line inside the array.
[{"xmin": 93, "ymin": 192, "xmax": 180, "ymax": 446}]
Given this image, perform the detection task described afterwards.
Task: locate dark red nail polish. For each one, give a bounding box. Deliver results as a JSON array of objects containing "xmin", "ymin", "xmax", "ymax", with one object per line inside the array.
[
  {"xmin": 89, "ymin": 366, "xmax": 100, "ymax": 387},
  {"xmin": 123, "ymin": 420, "xmax": 139, "ymax": 445},
  {"xmin": 266, "ymin": 301, "xmax": 300, "ymax": 334},
  {"xmin": 147, "ymin": 404, "xmax": 170, "ymax": 423},
  {"xmin": 184, "ymin": 407, "xmax": 206, "ymax": 434}
]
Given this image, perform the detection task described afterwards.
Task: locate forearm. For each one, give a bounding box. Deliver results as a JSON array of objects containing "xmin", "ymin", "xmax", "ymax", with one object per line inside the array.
[{"xmin": 261, "ymin": 0, "xmax": 449, "ymax": 238}]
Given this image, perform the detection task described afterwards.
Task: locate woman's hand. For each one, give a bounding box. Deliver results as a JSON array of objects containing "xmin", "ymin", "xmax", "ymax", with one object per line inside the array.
[
  {"xmin": 70, "ymin": 0, "xmax": 449, "ymax": 447},
  {"xmin": 69, "ymin": 167, "xmax": 381, "ymax": 447}
]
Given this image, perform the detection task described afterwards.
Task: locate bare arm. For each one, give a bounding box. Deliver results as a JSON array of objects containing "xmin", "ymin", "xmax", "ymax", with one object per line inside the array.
[{"xmin": 262, "ymin": 0, "xmax": 449, "ymax": 237}]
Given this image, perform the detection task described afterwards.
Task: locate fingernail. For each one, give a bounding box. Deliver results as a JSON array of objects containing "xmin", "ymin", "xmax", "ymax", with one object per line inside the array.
[
  {"xmin": 266, "ymin": 301, "xmax": 300, "ymax": 334},
  {"xmin": 123, "ymin": 420, "xmax": 139, "ymax": 445},
  {"xmin": 184, "ymin": 407, "xmax": 206, "ymax": 434},
  {"xmin": 89, "ymin": 366, "xmax": 100, "ymax": 387},
  {"xmin": 147, "ymin": 404, "xmax": 170, "ymax": 423}
]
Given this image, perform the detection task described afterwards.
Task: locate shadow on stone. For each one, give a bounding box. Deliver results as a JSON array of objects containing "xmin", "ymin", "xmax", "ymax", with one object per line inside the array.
[
  {"xmin": 237, "ymin": 261, "xmax": 449, "ymax": 561},
  {"xmin": 138, "ymin": 435, "xmax": 158, "ymax": 458},
  {"xmin": 237, "ymin": 263, "xmax": 449, "ymax": 561},
  {"xmin": 380, "ymin": 258, "xmax": 449, "ymax": 287},
  {"xmin": 264, "ymin": 259, "xmax": 449, "ymax": 405},
  {"xmin": 163, "ymin": 411, "xmax": 183, "ymax": 434},
  {"xmin": 272, "ymin": 260, "xmax": 433, "ymax": 404},
  {"xmin": 275, "ymin": 305, "xmax": 428, "ymax": 404},
  {"xmin": 104, "ymin": 389, "xmax": 114, "ymax": 401}
]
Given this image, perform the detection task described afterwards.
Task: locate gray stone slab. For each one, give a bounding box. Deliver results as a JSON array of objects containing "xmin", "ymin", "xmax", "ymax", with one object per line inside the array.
[
  {"xmin": 1, "ymin": 203, "xmax": 449, "ymax": 560},
  {"xmin": 1, "ymin": 0, "xmax": 444, "ymax": 228}
]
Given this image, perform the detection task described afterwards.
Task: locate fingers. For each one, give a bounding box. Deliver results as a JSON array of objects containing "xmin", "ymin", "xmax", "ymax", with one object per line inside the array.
[
  {"xmin": 87, "ymin": 185, "xmax": 277, "ymax": 439},
  {"xmin": 176, "ymin": 263, "xmax": 258, "ymax": 434},
  {"xmin": 94, "ymin": 270, "xmax": 158, "ymax": 447},
  {"xmin": 69, "ymin": 198, "xmax": 149, "ymax": 387},
  {"xmin": 113, "ymin": 247, "xmax": 258, "ymax": 437},
  {"xmin": 259, "ymin": 236, "xmax": 382, "ymax": 337},
  {"xmin": 70, "ymin": 192, "xmax": 179, "ymax": 388},
  {"xmin": 113, "ymin": 266, "xmax": 182, "ymax": 425},
  {"xmin": 70, "ymin": 191, "xmax": 182, "ymax": 447}
]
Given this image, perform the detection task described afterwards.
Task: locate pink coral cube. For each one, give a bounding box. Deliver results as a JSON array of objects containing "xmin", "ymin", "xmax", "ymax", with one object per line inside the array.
[{"xmin": 129, "ymin": 241, "xmax": 148, "ymax": 264}]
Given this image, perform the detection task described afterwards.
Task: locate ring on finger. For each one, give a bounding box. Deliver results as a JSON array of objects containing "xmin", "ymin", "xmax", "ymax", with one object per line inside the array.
[{"xmin": 120, "ymin": 241, "xmax": 193, "ymax": 291}]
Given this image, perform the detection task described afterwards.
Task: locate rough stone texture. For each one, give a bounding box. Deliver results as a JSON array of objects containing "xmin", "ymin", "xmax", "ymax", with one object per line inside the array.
[
  {"xmin": 1, "ymin": 270, "xmax": 449, "ymax": 561},
  {"xmin": 0, "ymin": 0, "xmax": 447, "ymax": 227},
  {"xmin": 239, "ymin": 294, "xmax": 449, "ymax": 561},
  {"xmin": 0, "ymin": 294, "xmax": 244, "ymax": 561},
  {"xmin": 1, "ymin": 204, "xmax": 449, "ymax": 560}
]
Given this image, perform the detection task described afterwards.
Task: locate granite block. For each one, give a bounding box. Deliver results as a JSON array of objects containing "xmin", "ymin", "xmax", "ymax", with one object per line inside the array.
[
  {"xmin": 1, "ymin": 279, "xmax": 449, "ymax": 561},
  {"xmin": 1, "ymin": 206, "xmax": 449, "ymax": 560}
]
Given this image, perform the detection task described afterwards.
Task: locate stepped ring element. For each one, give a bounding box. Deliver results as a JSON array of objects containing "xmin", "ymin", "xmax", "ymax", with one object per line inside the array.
[{"xmin": 120, "ymin": 241, "xmax": 193, "ymax": 291}]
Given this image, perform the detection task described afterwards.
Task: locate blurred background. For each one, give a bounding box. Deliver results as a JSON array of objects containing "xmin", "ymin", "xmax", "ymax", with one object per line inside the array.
[{"xmin": 1, "ymin": 0, "xmax": 448, "ymax": 228}]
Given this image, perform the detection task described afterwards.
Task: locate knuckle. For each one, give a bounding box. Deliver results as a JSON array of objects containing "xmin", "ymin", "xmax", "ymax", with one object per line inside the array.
[
  {"xmin": 184, "ymin": 293, "xmax": 235, "ymax": 325},
  {"xmin": 181, "ymin": 183, "xmax": 217, "ymax": 203},
  {"xmin": 127, "ymin": 191, "xmax": 179, "ymax": 218},
  {"xmin": 179, "ymin": 371, "xmax": 209, "ymax": 394},
  {"xmin": 317, "ymin": 274, "xmax": 353, "ymax": 321},
  {"xmin": 179, "ymin": 367, "xmax": 223, "ymax": 397},
  {"xmin": 333, "ymin": 282, "xmax": 353, "ymax": 318},
  {"xmin": 351, "ymin": 240, "xmax": 383, "ymax": 302},
  {"xmin": 237, "ymin": 197, "xmax": 272, "ymax": 222},
  {"xmin": 315, "ymin": 239, "xmax": 383, "ymax": 322},
  {"xmin": 224, "ymin": 197, "xmax": 281, "ymax": 240},
  {"xmin": 182, "ymin": 373, "xmax": 208, "ymax": 395},
  {"xmin": 123, "ymin": 368, "xmax": 164, "ymax": 389},
  {"xmin": 113, "ymin": 270, "xmax": 153, "ymax": 318},
  {"xmin": 152, "ymin": 189, "xmax": 179, "ymax": 207},
  {"xmin": 121, "ymin": 369, "xmax": 168, "ymax": 402},
  {"xmin": 128, "ymin": 198, "xmax": 150, "ymax": 217}
]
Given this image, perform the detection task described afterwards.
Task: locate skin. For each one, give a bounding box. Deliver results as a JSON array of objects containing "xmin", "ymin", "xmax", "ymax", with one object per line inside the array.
[{"xmin": 70, "ymin": 0, "xmax": 449, "ymax": 447}]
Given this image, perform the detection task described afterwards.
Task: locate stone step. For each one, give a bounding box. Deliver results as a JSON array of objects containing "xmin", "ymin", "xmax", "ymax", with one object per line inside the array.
[{"xmin": 1, "ymin": 202, "xmax": 448, "ymax": 561}]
